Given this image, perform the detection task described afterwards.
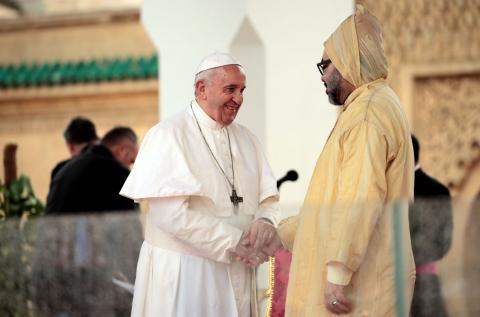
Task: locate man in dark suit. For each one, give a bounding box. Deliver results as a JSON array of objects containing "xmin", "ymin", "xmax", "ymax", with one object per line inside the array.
[
  {"xmin": 37, "ymin": 127, "xmax": 139, "ymax": 316},
  {"xmin": 51, "ymin": 116, "xmax": 99, "ymax": 180},
  {"xmin": 46, "ymin": 126, "xmax": 139, "ymax": 213},
  {"xmin": 409, "ymin": 134, "xmax": 453, "ymax": 317}
]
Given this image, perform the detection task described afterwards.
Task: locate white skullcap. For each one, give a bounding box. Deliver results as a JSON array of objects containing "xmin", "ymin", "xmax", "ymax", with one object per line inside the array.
[{"xmin": 195, "ymin": 52, "xmax": 242, "ymax": 75}]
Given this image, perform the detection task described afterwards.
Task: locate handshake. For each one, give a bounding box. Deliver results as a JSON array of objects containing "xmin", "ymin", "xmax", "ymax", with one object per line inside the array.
[{"xmin": 233, "ymin": 219, "xmax": 284, "ymax": 267}]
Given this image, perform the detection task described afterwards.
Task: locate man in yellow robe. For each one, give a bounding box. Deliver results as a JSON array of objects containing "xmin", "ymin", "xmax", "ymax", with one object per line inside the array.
[{"xmin": 278, "ymin": 5, "xmax": 416, "ymax": 316}]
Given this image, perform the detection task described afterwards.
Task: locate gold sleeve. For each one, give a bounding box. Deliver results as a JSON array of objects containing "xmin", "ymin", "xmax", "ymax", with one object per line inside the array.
[{"xmin": 277, "ymin": 216, "xmax": 299, "ymax": 251}]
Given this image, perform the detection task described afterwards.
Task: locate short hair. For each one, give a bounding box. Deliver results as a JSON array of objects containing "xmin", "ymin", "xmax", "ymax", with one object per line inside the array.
[
  {"xmin": 101, "ymin": 126, "xmax": 137, "ymax": 147},
  {"xmin": 63, "ymin": 116, "xmax": 98, "ymax": 143},
  {"xmin": 411, "ymin": 134, "xmax": 420, "ymax": 163},
  {"xmin": 193, "ymin": 68, "xmax": 217, "ymax": 96}
]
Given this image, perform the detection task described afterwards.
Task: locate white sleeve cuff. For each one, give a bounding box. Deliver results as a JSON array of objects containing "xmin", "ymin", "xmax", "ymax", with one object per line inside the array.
[
  {"xmin": 327, "ymin": 262, "xmax": 353, "ymax": 285},
  {"xmin": 255, "ymin": 196, "xmax": 280, "ymax": 226}
]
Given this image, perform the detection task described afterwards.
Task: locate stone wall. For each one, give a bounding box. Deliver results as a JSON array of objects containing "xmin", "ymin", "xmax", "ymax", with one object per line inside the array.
[
  {"xmin": 357, "ymin": 1, "xmax": 480, "ymax": 315},
  {"xmin": 0, "ymin": 9, "xmax": 158, "ymax": 202},
  {"xmin": 357, "ymin": 0, "xmax": 480, "ymax": 194}
]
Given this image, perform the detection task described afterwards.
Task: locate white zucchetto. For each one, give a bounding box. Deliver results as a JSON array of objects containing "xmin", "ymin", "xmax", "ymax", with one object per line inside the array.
[{"xmin": 195, "ymin": 52, "xmax": 242, "ymax": 75}]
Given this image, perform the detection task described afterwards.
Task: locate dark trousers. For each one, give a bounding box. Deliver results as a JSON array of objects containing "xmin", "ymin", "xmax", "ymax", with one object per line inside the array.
[{"xmin": 411, "ymin": 274, "xmax": 448, "ymax": 317}]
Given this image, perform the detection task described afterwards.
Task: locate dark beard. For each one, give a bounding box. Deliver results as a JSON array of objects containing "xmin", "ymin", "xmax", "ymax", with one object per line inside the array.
[
  {"xmin": 326, "ymin": 69, "xmax": 343, "ymax": 106},
  {"xmin": 327, "ymin": 90, "xmax": 342, "ymax": 105}
]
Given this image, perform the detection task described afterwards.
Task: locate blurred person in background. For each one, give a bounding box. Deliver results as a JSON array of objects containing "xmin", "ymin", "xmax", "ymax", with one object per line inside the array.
[
  {"xmin": 409, "ymin": 134, "xmax": 452, "ymax": 317},
  {"xmin": 50, "ymin": 116, "xmax": 99, "ymax": 180},
  {"xmin": 36, "ymin": 126, "xmax": 140, "ymax": 317},
  {"xmin": 45, "ymin": 126, "xmax": 138, "ymax": 213}
]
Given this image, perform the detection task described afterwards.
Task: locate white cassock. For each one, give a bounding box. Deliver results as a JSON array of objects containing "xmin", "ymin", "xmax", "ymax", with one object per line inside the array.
[{"xmin": 120, "ymin": 100, "xmax": 279, "ymax": 317}]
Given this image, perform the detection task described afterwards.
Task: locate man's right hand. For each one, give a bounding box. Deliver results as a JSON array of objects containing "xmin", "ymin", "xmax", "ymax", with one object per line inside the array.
[
  {"xmin": 262, "ymin": 232, "xmax": 283, "ymax": 256},
  {"xmin": 245, "ymin": 219, "xmax": 277, "ymax": 249},
  {"xmin": 233, "ymin": 241, "xmax": 266, "ymax": 267},
  {"xmin": 233, "ymin": 229, "xmax": 284, "ymax": 266}
]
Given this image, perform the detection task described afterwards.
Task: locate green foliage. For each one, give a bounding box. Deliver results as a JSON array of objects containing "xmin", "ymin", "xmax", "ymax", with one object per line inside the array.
[
  {"xmin": 0, "ymin": 175, "xmax": 44, "ymax": 220},
  {"xmin": 0, "ymin": 175, "xmax": 42, "ymax": 316},
  {"xmin": 0, "ymin": 218, "xmax": 37, "ymax": 317}
]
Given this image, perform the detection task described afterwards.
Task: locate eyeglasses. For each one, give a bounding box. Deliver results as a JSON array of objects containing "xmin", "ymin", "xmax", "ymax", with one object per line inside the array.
[{"xmin": 317, "ymin": 59, "xmax": 331, "ymax": 75}]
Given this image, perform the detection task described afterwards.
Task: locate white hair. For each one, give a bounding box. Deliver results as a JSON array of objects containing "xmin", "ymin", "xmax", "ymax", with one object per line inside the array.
[{"xmin": 193, "ymin": 68, "xmax": 217, "ymax": 96}]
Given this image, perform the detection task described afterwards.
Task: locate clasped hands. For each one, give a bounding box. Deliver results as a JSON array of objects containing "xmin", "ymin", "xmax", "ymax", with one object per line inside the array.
[{"xmin": 233, "ymin": 219, "xmax": 283, "ymax": 267}]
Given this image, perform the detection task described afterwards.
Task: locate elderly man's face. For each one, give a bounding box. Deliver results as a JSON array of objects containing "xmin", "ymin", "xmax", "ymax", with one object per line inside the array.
[
  {"xmin": 320, "ymin": 52, "xmax": 343, "ymax": 106},
  {"xmin": 200, "ymin": 65, "xmax": 246, "ymax": 126}
]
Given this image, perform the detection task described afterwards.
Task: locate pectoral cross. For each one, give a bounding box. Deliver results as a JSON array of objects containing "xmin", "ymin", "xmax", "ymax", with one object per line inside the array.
[{"xmin": 230, "ymin": 189, "xmax": 243, "ymax": 209}]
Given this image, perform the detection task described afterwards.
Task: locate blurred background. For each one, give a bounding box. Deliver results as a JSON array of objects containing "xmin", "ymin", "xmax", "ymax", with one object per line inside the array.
[
  {"xmin": 0, "ymin": 0, "xmax": 478, "ymax": 211},
  {"xmin": 0, "ymin": 0, "xmax": 479, "ymax": 316},
  {"xmin": 0, "ymin": 0, "xmax": 157, "ymax": 203}
]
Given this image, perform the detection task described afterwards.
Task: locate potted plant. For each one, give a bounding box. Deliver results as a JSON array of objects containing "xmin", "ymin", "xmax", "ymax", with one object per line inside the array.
[{"xmin": 0, "ymin": 144, "xmax": 44, "ymax": 316}]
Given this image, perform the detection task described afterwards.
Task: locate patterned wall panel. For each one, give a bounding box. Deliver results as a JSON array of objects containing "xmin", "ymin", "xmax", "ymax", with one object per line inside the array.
[
  {"xmin": 357, "ymin": 0, "xmax": 480, "ymax": 192},
  {"xmin": 413, "ymin": 74, "xmax": 480, "ymax": 189}
]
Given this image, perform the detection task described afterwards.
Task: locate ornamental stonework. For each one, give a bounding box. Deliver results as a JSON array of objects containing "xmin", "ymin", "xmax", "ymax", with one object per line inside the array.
[
  {"xmin": 357, "ymin": 0, "xmax": 480, "ymax": 65},
  {"xmin": 357, "ymin": 0, "xmax": 480, "ymax": 193},
  {"xmin": 413, "ymin": 74, "xmax": 480, "ymax": 190}
]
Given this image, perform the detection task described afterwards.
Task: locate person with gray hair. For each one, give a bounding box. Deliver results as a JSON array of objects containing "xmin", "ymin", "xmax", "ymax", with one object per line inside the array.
[
  {"xmin": 45, "ymin": 126, "xmax": 138, "ymax": 213},
  {"xmin": 120, "ymin": 52, "xmax": 282, "ymax": 316}
]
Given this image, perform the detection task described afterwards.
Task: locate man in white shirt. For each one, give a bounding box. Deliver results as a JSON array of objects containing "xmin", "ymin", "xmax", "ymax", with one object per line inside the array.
[{"xmin": 120, "ymin": 52, "xmax": 282, "ymax": 317}]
